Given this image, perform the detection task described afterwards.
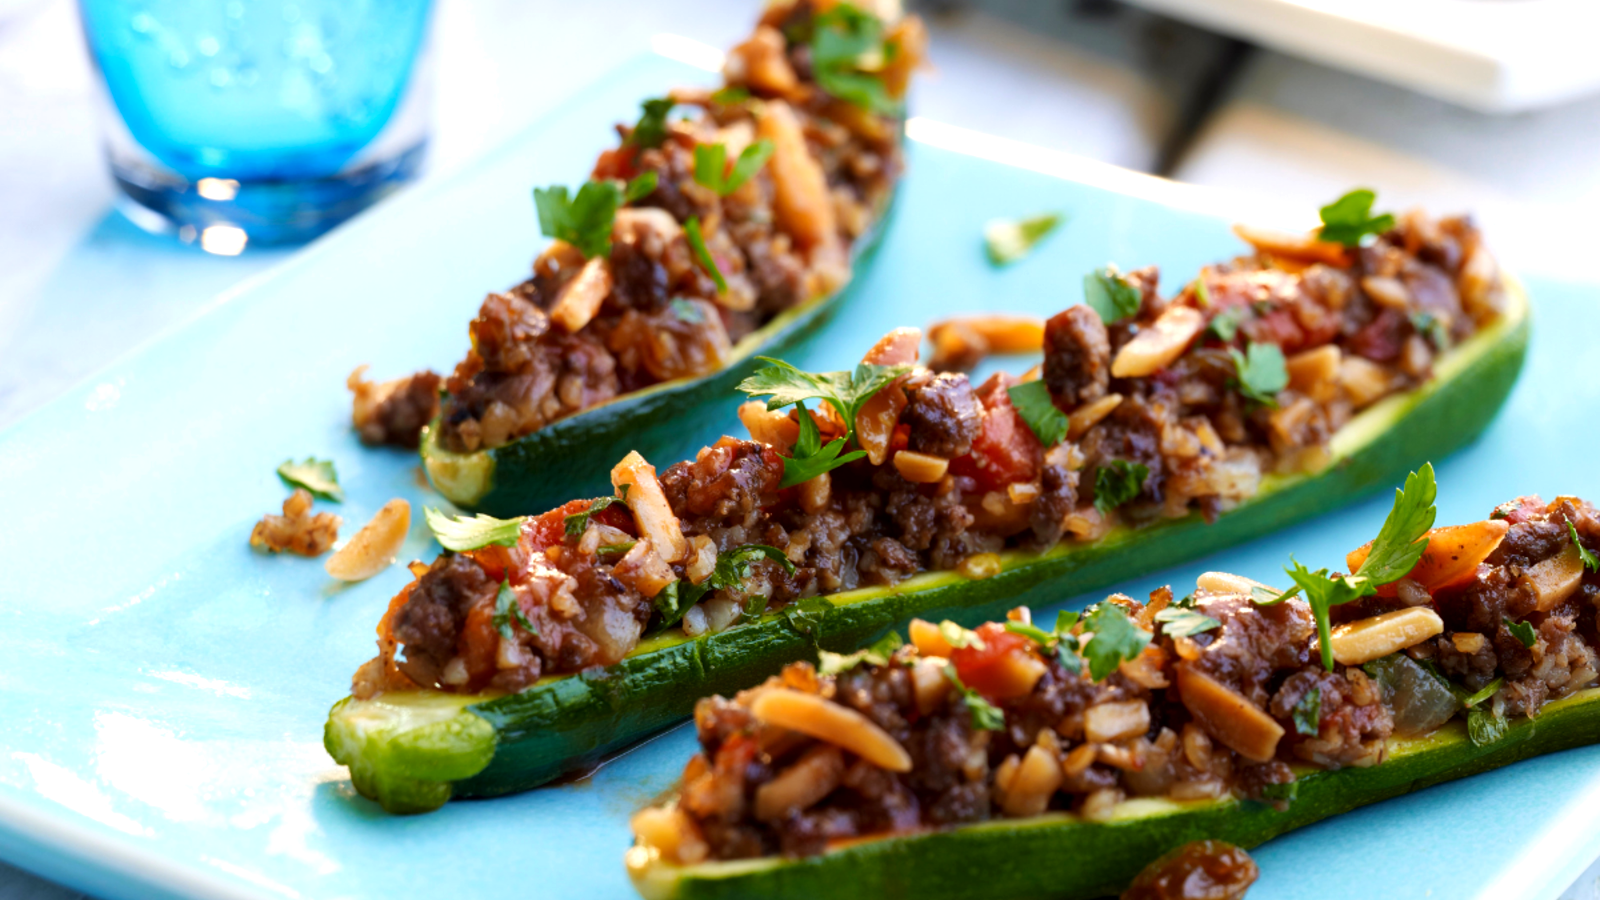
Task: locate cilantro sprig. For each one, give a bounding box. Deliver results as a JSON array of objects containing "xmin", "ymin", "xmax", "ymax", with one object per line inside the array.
[
  {"xmin": 1006, "ymin": 380, "xmax": 1069, "ymax": 446},
  {"xmin": 534, "ymin": 173, "xmax": 658, "ymax": 259},
  {"xmin": 1317, "ymin": 188, "xmax": 1395, "ymax": 248},
  {"xmin": 985, "ymin": 213, "xmax": 1063, "ymax": 266},
  {"xmin": 737, "ymin": 357, "xmax": 911, "ymax": 487},
  {"xmin": 424, "ymin": 508, "xmax": 525, "ymax": 552},
  {"xmin": 1504, "ymin": 617, "xmax": 1536, "ymax": 649},
  {"xmin": 1152, "ymin": 606, "xmax": 1220, "ymax": 640},
  {"xmin": 1257, "ymin": 464, "xmax": 1437, "ymax": 670},
  {"xmin": 1229, "ymin": 341, "xmax": 1288, "ymax": 406},
  {"xmin": 809, "ymin": 3, "xmax": 896, "ymax": 114},
  {"xmin": 1084, "ymin": 266, "xmax": 1141, "ymax": 324},
  {"xmin": 1079, "ymin": 603, "xmax": 1152, "ymax": 681},
  {"xmin": 652, "ymin": 544, "xmax": 797, "ymax": 629},
  {"xmin": 819, "ymin": 631, "xmax": 903, "ymax": 676},
  {"xmin": 1208, "ymin": 306, "xmax": 1246, "ymax": 342},
  {"xmin": 1093, "ymin": 460, "xmax": 1148, "ymax": 515},
  {"xmin": 693, "ymin": 140, "xmax": 775, "ymax": 196},
  {"xmin": 276, "ymin": 457, "xmax": 343, "ymax": 502}
]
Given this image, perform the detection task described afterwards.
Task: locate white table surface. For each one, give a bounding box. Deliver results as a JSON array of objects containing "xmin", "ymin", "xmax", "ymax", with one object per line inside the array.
[{"xmin": 1, "ymin": 0, "xmax": 1595, "ymax": 896}]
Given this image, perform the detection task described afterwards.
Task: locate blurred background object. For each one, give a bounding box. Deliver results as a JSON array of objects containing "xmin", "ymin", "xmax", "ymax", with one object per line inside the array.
[{"xmin": 79, "ymin": 0, "xmax": 434, "ymax": 247}]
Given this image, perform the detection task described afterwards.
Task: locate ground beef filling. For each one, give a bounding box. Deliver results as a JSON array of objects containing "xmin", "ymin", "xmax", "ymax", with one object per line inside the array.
[
  {"xmin": 412, "ymin": 0, "xmax": 918, "ymax": 455},
  {"xmin": 632, "ymin": 505, "xmax": 1599, "ymax": 862},
  {"xmin": 356, "ymin": 207, "xmax": 1508, "ymax": 696}
]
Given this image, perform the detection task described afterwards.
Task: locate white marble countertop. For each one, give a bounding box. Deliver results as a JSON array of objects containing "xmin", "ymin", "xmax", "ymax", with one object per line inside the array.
[{"xmin": 1, "ymin": 0, "xmax": 1596, "ymax": 896}]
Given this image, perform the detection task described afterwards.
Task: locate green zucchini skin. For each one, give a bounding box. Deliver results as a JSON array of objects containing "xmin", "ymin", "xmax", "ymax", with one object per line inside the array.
[
  {"xmin": 631, "ymin": 685, "xmax": 1600, "ymax": 900},
  {"xmin": 421, "ymin": 192, "xmax": 900, "ymax": 518},
  {"xmin": 325, "ymin": 284, "xmax": 1529, "ymax": 814}
]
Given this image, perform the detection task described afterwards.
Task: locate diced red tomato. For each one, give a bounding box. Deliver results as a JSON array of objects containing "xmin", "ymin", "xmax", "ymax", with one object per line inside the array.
[
  {"xmin": 950, "ymin": 373, "xmax": 1041, "ymax": 492},
  {"xmin": 950, "ymin": 622, "xmax": 1038, "ymax": 700},
  {"xmin": 1240, "ymin": 308, "xmax": 1306, "ymax": 353},
  {"xmin": 592, "ymin": 145, "xmax": 640, "ymax": 181}
]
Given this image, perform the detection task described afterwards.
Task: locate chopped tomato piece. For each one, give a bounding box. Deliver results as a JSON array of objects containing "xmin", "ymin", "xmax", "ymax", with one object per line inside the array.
[
  {"xmin": 592, "ymin": 145, "xmax": 641, "ymax": 181},
  {"xmin": 950, "ymin": 622, "xmax": 1040, "ymax": 700},
  {"xmin": 458, "ymin": 601, "xmax": 500, "ymax": 690},
  {"xmin": 950, "ymin": 373, "xmax": 1040, "ymax": 492}
]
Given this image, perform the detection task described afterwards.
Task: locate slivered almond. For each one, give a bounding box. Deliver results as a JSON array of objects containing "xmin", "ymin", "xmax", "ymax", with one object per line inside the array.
[
  {"xmin": 750, "ymin": 689, "xmax": 912, "ymax": 772},
  {"xmin": 1110, "ymin": 305, "xmax": 1205, "ymax": 378},
  {"xmin": 1339, "ymin": 356, "xmax": 1393, "ymax": 408},
  {"xmin": 1195, "ymin": 571, "xmax": 1276, "ymax": 596},
  {"xmin": 1084, "ymin": 700, "xmax": 1150, "ymax": 743},
  {"xmin": 1176, "ymin": 664, "xmax": 1284, "ymax": 763},
  {"xmin": 999, "ymin": 744, "xmax": 1061, "ymax": 818},
  {"xmin": 855, "ymin": 328, "xmax": 920, "ymax": 465},
  {"xmin": 1328, "ymin": 608, "xmax": 1445, "ymax": 666},
  {"xmin": 611, "ymin": 451, "xmax": 688, "ymax": 563},
  {"xmin": 630, "ymin": 806, "xmax": 708, "ymax": 865},
  {"xmin": 754, "ymin": 745, "xmax": 845, "ymax": 822},
  {"xmin": 1067, "ymin": 393, "xmax": 1123, "ymax": 441},
  {"xmin": 1526, "ymin": 543, "xmax": 1585, "ymax": 612},
  {"xmin": 893, "ymin": 450, "xmax": 948, "ymax": 483},
  {"xmin": 325, "ymin": 499, "xmax": 410, "ymax": 582},
  {"xmin": 1361, "ymin": 275, "xmax": 1412, "ymax": 310},
  {"xmin": 758, "ymin": 100, "xmax": 836, "ymax": 250},
  {"xmin": 549, "ymin": 256, "xmax": 613, "ymax": 332},
  {"xmin": 1232, "ymin": 224, "xmax": 1350, "ymax": 266},
  {"xmin": 1286, "ymin": 344, "xmax": 1341, "ymax": 394},
  {"xmin": 861, "ymin": 326, "xmax": 923, "ymax": 366}
]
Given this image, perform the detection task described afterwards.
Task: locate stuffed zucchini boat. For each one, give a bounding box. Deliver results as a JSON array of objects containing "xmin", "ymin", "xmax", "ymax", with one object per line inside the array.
[
  {"xmin": 627, "ymin": 481, "xmax": 1600, "ymax": 900},
  {"xmin": 349, "ymin": 0, "xmax": 926, "ymax": 514},
  {"xmin": 325, "ymin": 202, "xmax": 1529, "ymax": 813}
]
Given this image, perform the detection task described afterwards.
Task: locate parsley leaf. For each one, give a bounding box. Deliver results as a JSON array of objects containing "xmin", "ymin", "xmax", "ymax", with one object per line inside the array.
[
  {"xmin": 624, "ymin": 171, "xmax": 658, "ymax": 204},
  {"xmin": 276, "ymin": 457, "xmax": 343, "ymax": 502},
  {"xmin": 783, "ymin": 596, "xmax": 832, "ymax": 640},
  {"xmin": 1570, "ymin": 521, "xmax": 1600, "ymax": 572},
  {"xmin": 819, "ymin": 631, "xmax": 903, "ymax": 676},
  {"xmin": 1084, "ymin": 265, "xmax": 1141, "ymax": 324},
  {"xmin": 1317, "ymin": 188, "xmax": 1395, "ymax": 248},
  {"xmin": 1260, "ymin": 464, "xmax": 1437, "ymax": 670},
  {"xmin": 1193, "ymin": 278, "xmax": 1212, "ymax": 308},
  {"xmin": 425, "ymin": 507, "xmax": 525, "ymax": 552},
  {"xmin": 627, "ymin": 97, "xmax": 675, "ymax": 149},
  {"xmin": 1080, "ymin": 604, "xmax": 1151, "ymax": 682},
  {"xmin": 1410, "ymin": 311, "xmax": 1451, "ymax": 351},
  {"xmin": 810, "ymin": 4, "xmax": 895, "ymax": 114},
  {"xmin": 563, "ymin": 496, "xmax": 620, "ymax": 537},
  {"xmin": 778, "ymin": 400, "xmax": 866, "ymax": 488},
  {"xmin": 1153, "ymin": 606, "xmax": 1220, "ymax": 639},
  {"xmin": 597, "ymin": 541, "xmax": 636, "ymax": 560},
  {"xmin": 1093, "ymin": 459, "xmax": 1148, "ymax": 515},
  {"xmin": 1504, "ymin": 617, "xmax": 1537, "ymax": 649},
  {"xmin": 1228, "ymin": 341, "xmax": 1289, "ymax": 407},
  {"xmin": 738, "ymin": 357, "xmax": 911, "ymax": 486},
  {"xmin": 683, "ymin": 216, "xmax": 727, "ymax": 293},
  {"xmin": 1006, "ymin": 380, "xmax": 1070, "ymax": 447},
  {"xmin": 693, "ymin": 140, "xmax": 775, "ymax": 196},
  {"xmin": 1292, "ymin": 686, "xmax": 1321, "ymax": 737},
  {"xmin": 535, "ymin": 180, "xmax": 623, "ymax": 259},
  {"xmin": 984, "ymin": 213, "xmax": 1063, "ymax": 266},
  {"xmin": 1005, "ymin": 611, "xmax": 1084, "ymax": 674},
  {"xmin": 1462, "ymin": 676, "xmax": 1504, "ymax": 709},
  {"xmin": 1467, "ymin": 705, "xmax": 1508, "ymax": 746},
  {"xmin": 493, "ymin": 579, "xmax": 538, "ymax": 640},
  {"xmin": 944, "ymin": 665, "xmax": 1006, "ymax": 730},
  {"xmin": 1208, "ymin": 306, "xmax": 1246, "ymax": 342}
]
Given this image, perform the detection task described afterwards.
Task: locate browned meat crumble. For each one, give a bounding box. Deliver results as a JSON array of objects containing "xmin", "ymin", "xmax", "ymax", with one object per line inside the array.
[
  {"xmin": 351, "ymin": 204, "xmax": 1508, "ymax": 699},
  {"xmin": 407, "ymin": 0, "xmax": 925, "ymax": 455},
  {"xmin": 250, "ymin": 488, "xmax": 340, "ymax": 556},
  {"xmin": 348, "ymin": 365, "xmax": 441, "ymax": 449},
  {"xmin": 627, "ymin": 495, "xmax": 1598, "ymax": 865}
]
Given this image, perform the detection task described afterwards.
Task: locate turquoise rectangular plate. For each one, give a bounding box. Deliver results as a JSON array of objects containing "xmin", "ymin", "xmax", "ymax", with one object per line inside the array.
[{"xmin": 1, "ymin": 49, "xmax": 1597, "ymax": 900}]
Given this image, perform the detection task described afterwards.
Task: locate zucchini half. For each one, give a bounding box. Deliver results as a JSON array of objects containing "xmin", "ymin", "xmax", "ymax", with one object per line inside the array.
[
  {"xmin": 628, "ymin": 685, "xmax": 1600, "ymax": 900},
  {"xmin": 325, "ymin": 281, "xmax": 1529, "ymax": 814},
  {"xmin": 421, "ymin": 188, "xmax": 901, "ymax": 519}
]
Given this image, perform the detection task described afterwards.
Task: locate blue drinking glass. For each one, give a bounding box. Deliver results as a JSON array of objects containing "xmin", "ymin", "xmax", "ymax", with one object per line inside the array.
[{"xmin": 78, "ymin": 0, "xmax": 435, "ymax": 250}]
